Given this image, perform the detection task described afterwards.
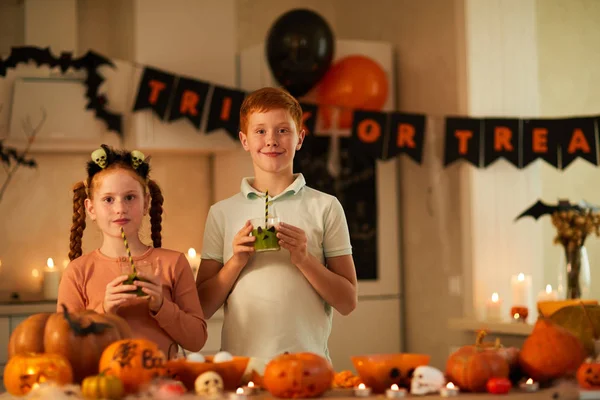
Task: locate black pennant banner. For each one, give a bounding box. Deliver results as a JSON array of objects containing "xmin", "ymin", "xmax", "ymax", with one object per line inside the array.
[
  {"xmin": 351, "ymin": 110, "xmax": 387, "ymax": 160},
  {"xmin": 560, "ymin": 117, "xmax": 598, "ymax": 169},
  {"xmin": 299, "ymin": 102, "xmax": 318, "ymax": 136},
  {"xmin": 522, "ymin": 119, "xmax": 560, "ymax": 169},
  {"xmin": 483, "ymin": 118, "xmax": 520, "ymax": 168},
  {"xmin": 167, "ymin": 77, "xmax": 210, "ymax": 129},
  {"xmin": 133, "ymin": 67, "xmax": 176, "ymax": 120},
  {"xmin": 444, "ymin": 117, "xmax": 482, "ymax": 167},
  {"xmin": 387, "ymin": 112, "xmax": 425, "ymax": 163},
  {"xmin": 205, "ymin": 86, "xmax": 246, "ymax": 139}
]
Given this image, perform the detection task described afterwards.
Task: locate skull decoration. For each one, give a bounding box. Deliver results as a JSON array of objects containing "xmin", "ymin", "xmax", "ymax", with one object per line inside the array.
[
  {"xmin": 410, "ymin": 366, "xmax": 445, "ymax": 396},
  {"xmin": 195, "ymin": 371, "xmax": 224, "ymax": 397},
  {"xmin": 131, "ymin": 150, "xmax": 145, "ymax": 169},
  {"xmin": 91, "ymin": 148, "xmax": 107, "ymax": 169}
]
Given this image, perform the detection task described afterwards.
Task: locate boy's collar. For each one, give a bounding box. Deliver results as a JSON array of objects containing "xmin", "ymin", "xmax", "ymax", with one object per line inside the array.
[{"xmin": 241, "ymin": 174, "xmax": 306, "ymax": 199}]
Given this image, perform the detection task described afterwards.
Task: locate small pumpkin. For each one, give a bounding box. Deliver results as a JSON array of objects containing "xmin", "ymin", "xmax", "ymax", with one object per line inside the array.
[
  {"xmin": 99, "ymin": 339, "xmax": 167, "ymax": 394},
  {"xmin": 519, "ymin": 318, "xmax": 586, "ymax": 382},
  {"xmin": 445, "ymin": 331, "xmax": 510, "ymax": 392},
  {"xmin": 8, "ymin": 304, "xmax": 132, "ymax": 383},
  {"xmin": 577, "ymin": 357, "xmax": 600, "ymax": 390},
  {"xmin": 263, "ymin": 352, "xmax": 334, "ymax": 398},
  {"xmin": 3, "ymin": 353, "xmax": 73, "ymax": 396},
  {"xmin": 82, "ymin": 371, "xmax": 124, "ymax": 399}
]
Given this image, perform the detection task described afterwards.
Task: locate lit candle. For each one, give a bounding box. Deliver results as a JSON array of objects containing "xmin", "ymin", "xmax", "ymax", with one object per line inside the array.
[
  {"xmin": 537, "ymin": 284, "xmax": 558, "ymax": 302},
  {"xmin": 42, "ymin": 258, "xmax": 61, "ymax": 300},
  {"xmin": 230, "ymin": 387, "xmax": 248, "ymax": 400},
  {"xmin": 519, "ymin": 378, "xmax": 538, "ymax": 392},
  {"xmin": 385, "ymin": 384, "xmax": 406, "ymax": 398},
  {"xmin": 241, "ymin": 381, "xmax": 257, "ymax": 395},
  {"xmin": 354, "ymin": 383, "xmax": 371, "ymax": 397},
  {"xmin": 186, "ymin": 248, "xmax": 200, "ymax": 277},
  {"xmin": 440, "ymin": 382, "xmax": 459, "ymax": 397},
  {"xmin": 511, "ymin": 273, "xmax": 532, "ymax": 308},
  {"xmin": 485, "ymin": 292, "xmax": 502, "ymax": 321}
]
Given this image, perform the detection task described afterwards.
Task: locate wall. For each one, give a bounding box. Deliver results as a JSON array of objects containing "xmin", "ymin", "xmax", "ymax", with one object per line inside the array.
[{"xmin": 536, "ymin": 0, "xmax": 600, "ymax": 300}]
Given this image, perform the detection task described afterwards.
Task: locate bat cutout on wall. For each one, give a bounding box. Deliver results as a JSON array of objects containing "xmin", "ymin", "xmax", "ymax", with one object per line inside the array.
[
  {"xmin": 515, "ymin": 199, "xmax": 599, "ymax": 221},
  {"xmin": 0, "ymin": 46, "xmax": 122, "ymax": 134}
]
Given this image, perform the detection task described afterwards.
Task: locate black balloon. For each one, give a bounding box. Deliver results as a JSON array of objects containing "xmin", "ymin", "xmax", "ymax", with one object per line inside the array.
[{"xmin": 266, "ymin": 9, "xmax": 335, "ymax": 97}]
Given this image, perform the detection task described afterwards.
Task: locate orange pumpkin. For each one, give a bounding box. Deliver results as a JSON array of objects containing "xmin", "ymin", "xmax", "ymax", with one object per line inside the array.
[
  {"xmin": 445, "ymin": 331, "xmax": 510, "ymax": 392},
  {"xmin": 263, "ymin": 352, "xmax": 334, "ymax": 398},
  {"xmin": 3, "ymin": 353, "xmax": 73, "ymax": 396},
  {"xmin": 99, "ymin": 339, "xmax": 167, "ymax": 394},
  {"xmin": 8, "ymin": 304, "xmax": 132, "ymax": 383},
  {"xmin": 519, "ymin": 318, "xmax": 586, "ymax": 382},
  {"xmin": 577, "ymin": 358, "xmax": 600, "ymax": 389}
]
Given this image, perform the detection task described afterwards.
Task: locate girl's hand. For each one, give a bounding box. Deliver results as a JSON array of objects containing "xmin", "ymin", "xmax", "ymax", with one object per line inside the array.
[
  {"xmin": 135, "ymin": 258, "xmax": 164, "ymax": 313},
  {"xmin": 277, "ymin": 222, "xmax": 309, "ymax": 266},
  {"xmin": 103, "ymin": 275, "xmax": 137, "ymax": 314},
  {"xmin": 231, "ymin": 220, "xmax": 256, "ymax": 267}
]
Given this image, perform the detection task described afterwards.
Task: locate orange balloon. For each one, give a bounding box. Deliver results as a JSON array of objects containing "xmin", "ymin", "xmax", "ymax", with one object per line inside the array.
[{"xmin": 317, "ymin": 55, "xmax": 388, "ymax": 129}]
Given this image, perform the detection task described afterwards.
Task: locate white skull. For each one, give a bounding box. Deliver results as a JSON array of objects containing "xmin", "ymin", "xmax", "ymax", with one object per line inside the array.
[
  {"xmin": 131, "ymin": 150, "xmax": 145, "ymax": 169},
  {"xmin": 195, "ymin": 371, "xmax": 224, "ymax": 397},
  {"xmin": 410, "ymin": 366, "xmax": 445, "ymax": 395},
  {"xmin": 91, "ymin": 148, "xmax": 107, "ymax": 168}
]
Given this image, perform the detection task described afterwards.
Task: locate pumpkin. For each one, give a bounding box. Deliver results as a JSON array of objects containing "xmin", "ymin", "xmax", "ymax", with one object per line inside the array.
[
  {"xmin": 519, "ymin": 318, "xmax": 586, "ymax": 382},
  {"xmin": 577, "ymin": 358, "xmax": 600, "ymax": 389},
  {"xmin": 263, "ymin": 352, "xmax": 334, "ymax": 398},
  {"xmin": 82, "ymin": 372, "xmax": 124, "ymax": 399},
  {"xmin": 445, "ymin": 331, "xmax": 510, "ymax": 392},
  {"xmin": 8, "ymin": 304, "xmax": 132, "ymax": 383},
  {"xmin": 99, "ymin": 339, "xmax": 167, "ymax": 394},
  {"xmin": 3, "ymin": 353, "xmax": 73, "ymax": 396}
]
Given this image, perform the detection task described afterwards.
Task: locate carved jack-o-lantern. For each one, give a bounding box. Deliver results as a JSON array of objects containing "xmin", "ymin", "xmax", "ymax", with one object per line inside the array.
[
  {"xmin": 577, "ymin": 358, "xmax": 600, "ymax": 389},
  {"xmin": 263, "ymin": 352, "xmax": 334, "ymax": 398},
  {"xmin": 99, "ymin": 339, "xmax": 167, "ymax": 394},
  {"xmin": 3, "ymin": 353, "xmax": 73, "ymax": 396}
]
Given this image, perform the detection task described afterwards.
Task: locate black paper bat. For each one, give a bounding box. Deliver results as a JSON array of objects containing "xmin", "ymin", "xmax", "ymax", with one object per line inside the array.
[
  {"xmin": 0, "ymin": 46, "xmax": 122, "ymax": 134},
  {"xmin": 515, "ymin": 199, "xmax": 599, "ymax": 221}
]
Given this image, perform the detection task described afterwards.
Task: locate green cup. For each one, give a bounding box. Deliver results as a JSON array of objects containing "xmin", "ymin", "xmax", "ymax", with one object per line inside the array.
[
  {"xmin": 251, "ymin": 216, "xmax": 281, "ymax": 252},
  {"xmin": 121, "ymin": 260, "xmax": 154, "ymax": 296}
]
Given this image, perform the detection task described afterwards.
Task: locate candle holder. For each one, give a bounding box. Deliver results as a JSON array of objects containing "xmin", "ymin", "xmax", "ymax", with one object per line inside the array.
[
  {"xmin": 440, "ymin": 382, "xmax": 459, "ymax": 397},
  {"xmin": 354, "ymin": 383, "xmax": 371, "ymax": 397},
  {"xmin": 385, "ymin": 384, "xmax": 406, "ymax": 398},
  {"xmin": 519, "ymin": 378, "xmax": 538, "ymax": 392},
  {"xmin": 510, "ymin": 306, "xmax": 528, "ymax": 323}
]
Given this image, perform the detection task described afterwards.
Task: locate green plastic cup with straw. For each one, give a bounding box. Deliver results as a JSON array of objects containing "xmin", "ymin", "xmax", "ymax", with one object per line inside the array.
[
  {"xmin": 120, "ymin": 227, "xmax": 148, "ymax": 296},
  {"xmin": 250, "ymin": 190, "xmax": 280, "ymax": 252}
]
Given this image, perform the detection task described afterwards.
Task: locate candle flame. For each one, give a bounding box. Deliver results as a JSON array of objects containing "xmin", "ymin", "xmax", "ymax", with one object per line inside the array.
[
  {"xmin": 188, "ymin": 248, "xmax": 197, "ymax": 258},
  {"xmin": 526, "ymin": 378, "xmax": 533, "ymax": 384},
  {"xmin": 491, "ymin": 292, "xmax": 499, "ymax": 302},
  {"xmin": 545, "ymin": 284, "xmax": 552, "ymax": 293},
  {"xmin": 513, "ymin": 313, "xmax": 520, "ymax": 319},
  {"xmin": 358, "ymin": 383, "xmax": 366, "ymax": 389},
  {"xmin": 446, "ymin": 382, "xmax": 455, "ymax": 389},
  {"xmin": 236, "ymin": 388, "xmax": 244, "ymax": 395},
  {"xmin": 32, "ymin": 269, "xmax": 40, "ymax": 278},
  {"xmin": 32, "ymin": 383, "xmax": 39, "ymax": 390},
  {"xmin": 518, "ymin": 273, "xmax": 524, "ymax": 281},
  {"xmin": 248, "ymin": 382, "xmax": 255, "ymax": 388},
  {"xmin": 390, "ymin": 384, "xmax": 399, "ymax": 390},
  {"xmin": 47, "ymin": 258, "xmax": 55, "ymax": 269}
]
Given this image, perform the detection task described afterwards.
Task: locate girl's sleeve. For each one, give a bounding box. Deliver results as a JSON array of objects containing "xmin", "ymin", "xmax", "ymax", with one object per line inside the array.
[
  {"xmin": 151, "ymin": 254, "xmax": 208, "ymax": 352},
  {"xmin": 56, "ymin": 264, "xmax": 87, "ymax": 313}
]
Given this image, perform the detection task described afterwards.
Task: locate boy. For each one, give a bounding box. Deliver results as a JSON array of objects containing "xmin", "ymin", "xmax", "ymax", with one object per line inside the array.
[{"xmin": 196, "ymin": 87, "xmax": 357, "ymax": 361}]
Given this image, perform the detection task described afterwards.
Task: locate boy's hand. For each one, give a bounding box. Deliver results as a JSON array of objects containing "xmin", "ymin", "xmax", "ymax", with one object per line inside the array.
[
  {"xmin": 232, "ymin": 220, "xmax": 256, "ymax": 267},
  {"xmin": 103, "ymin": 275, "xmax": 137, "ymax": 314},
  {"xmin": 277, "ymin": 222, "xmax": 309, "ymax": 266},
  {"xmin": 135, "ymin": 258, "xmax": 164, "ymax": 313}
]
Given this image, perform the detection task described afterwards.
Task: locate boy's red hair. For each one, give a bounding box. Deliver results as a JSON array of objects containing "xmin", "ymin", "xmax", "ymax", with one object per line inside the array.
[{"xmin": 239, "ymin": 87, "xmax": 303, "ymax": 133}]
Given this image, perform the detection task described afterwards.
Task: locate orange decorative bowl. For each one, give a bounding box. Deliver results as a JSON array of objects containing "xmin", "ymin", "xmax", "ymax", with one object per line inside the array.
[
  {"xmin": 351, "ymin": 354, "xmax": 430, "ymax": 393},
  {"xmin": 165, "ymin": 355, "xmax": 250, "ymax": 391}
]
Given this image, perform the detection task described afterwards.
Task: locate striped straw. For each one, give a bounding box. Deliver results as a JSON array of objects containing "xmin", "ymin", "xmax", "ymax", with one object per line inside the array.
[
  {"xmin": 120, "ymin": 227, "xmax": 136, "ymax": 274},
  {"xmin": 265, "ymin": 190, "xmax": 269, "ymax": 226}
]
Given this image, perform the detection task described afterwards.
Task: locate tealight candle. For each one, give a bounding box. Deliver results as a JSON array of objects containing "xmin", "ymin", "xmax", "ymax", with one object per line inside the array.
[
  {"xmin": 230, "ymin": 387, "xmax": 249, "ymax": 400},
  {"xmin": 440, "ymin": 382, "xmax": 459, "ymax": 397},
  {"xmin": 241, "ymin": 381, "xmax": 257, "ymax": 395},
  {"xmin": 519, "ymin": 378, "xmax": 539, "ymax": 392},
  {"xmin": 385, "ymin": 384, "xmax": 406, "ymax": 398},
  {"xmin": 354, "ymin": 383, "xmax": 371, "ymax": 397},
  {"xmin": 485, "ymin": 292, "xmax": 503, "ymax": 321}
]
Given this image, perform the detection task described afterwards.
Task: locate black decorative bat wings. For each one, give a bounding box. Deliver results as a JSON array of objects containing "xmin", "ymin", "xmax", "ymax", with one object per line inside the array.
[
  {"xmin": 515, "ymin": 199, "xmax": 599, "ymax": 221},
  {"xmin": 0, "ymin": 46, "xmax": 122, "ymax": 134}
]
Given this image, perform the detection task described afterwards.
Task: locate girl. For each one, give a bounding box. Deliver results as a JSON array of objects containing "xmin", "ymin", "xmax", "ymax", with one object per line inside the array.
[{"xmin": 58, "ymin": 144, "xmax": 207, "ymax": 355}]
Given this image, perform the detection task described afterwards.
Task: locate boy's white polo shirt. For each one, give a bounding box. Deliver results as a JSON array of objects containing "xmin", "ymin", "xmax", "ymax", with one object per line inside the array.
[{"xmin": 201, "ymin": 173, "xmax": 352, "ymax": 361}]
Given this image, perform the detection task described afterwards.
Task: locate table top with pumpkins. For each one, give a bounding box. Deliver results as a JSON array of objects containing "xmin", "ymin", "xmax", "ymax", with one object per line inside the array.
[{"xmin": 1, "ymin": 299, "xmax": 598, "ymax": 399}]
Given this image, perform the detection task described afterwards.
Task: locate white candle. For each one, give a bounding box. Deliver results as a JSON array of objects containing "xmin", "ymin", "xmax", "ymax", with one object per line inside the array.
[
  {"xmin": 241, "ymin": 381, "xmax": 257, "ymax": 395},
  {"xmin": 385, "ymin": 384, "xmax": 406, "ymax": 398},
  {"xmin": 186, "ymin": 248, "xmax": 200, "ymax": 277},
  {"xmin": 511, "ymin": 273, "xmax": 532, "ymax": 308},
  {"xmin": 519, "ymin": 378, "xmax": 539, "ymax": 392},
  {"xmin": 354, "ymin": 383, "xmax": 371, "ymax": 397},
  {"xmin": 230, "ymin": 387, "xmax": 248, "ymax": 400},
  {"xmin": 440, "ymin": 382, "xmax": 459, "ymax": 397},
  {"xmin": 42, "ymin": 258, "xmax": 61, "ymax": 300},
  {"xmin": 485, "ymin": 292, "xmax": 502, "ymax": 322},
  {"xmin": 537, "ymin": 284, "xmax": 558, "ymax": 302}
]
